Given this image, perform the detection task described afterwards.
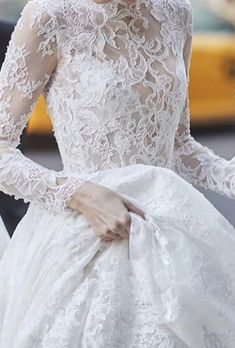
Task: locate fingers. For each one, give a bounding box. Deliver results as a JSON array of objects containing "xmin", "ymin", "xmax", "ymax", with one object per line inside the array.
[
  {"xmin": 102, "ymin": 234, "xmax": 121, "ymax": 241},
  {"xmin": 95, "ymin": 220, "xmax": 127, "ymax": 241},
  {"xmin": 107, "ymin": 218, "xmax": 129, "ymax": 240},
  {"xmin": 100, "ymin": 206, "xmax": 139, "ymax": 241},
  {"xmin": 96, "ymin": 215, "xmax": 130, "ymax": 241},
  {"xmin": 91, "ymin": 198, "xmax": 143, "ymax": 241},
  {"xmin": 123, "ymin": 199, "xmax": 145, "ymax": 220},
  {"xmin": 102, "ymin": 230, "xmax": 123, "ymax": 241},
  {"xmin": 115, "ymin": 213, "xmax": 131, "ymax": 238},
  {"xmin": 113, "ymin": 227, "xmax": 129, "ymax": 240}
]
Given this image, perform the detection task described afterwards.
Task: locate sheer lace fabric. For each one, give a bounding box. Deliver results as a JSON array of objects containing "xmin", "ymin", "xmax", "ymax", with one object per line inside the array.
[
  {"xmin": 1, "ymin": 1, "xmax": 235, "ymax": 347},
  {"xmin": 0, "ymin": 0, "xmax": 234, "ymax": 215},
  {"xmin": 1, "ymin": 165, "xmax": 235, "ymax": 347},
  {"xmin": 0, "ymin": 0, "xmax": 85, "ymax": 214}
]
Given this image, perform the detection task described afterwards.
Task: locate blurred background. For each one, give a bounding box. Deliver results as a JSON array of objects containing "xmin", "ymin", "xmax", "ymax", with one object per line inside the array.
[{"xmin": 0, "ymin": 0, "xmax": 235, "ymax": 236}]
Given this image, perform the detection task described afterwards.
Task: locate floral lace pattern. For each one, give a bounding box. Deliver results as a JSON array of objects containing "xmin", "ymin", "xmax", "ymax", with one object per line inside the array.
[
  {"xmin": 0, "ymin": 0, "xmax": 234, "ymax": 215},
  {"xmin": 1, "ymin": 164, "xmax": 235, "ymax": 347},
  {"xmin": 1, "ymin": 1, "xmax": 235, "ymax": 346},
  {"xmin": 45, "ymin": 0, "xmax": 191, "ymax": 174},
  {"xmin": 0, "ymin": 0, "xmax": 85, "ymax": 214},
  {"xmin": 0, "ymin": 0, "xmax": 234, "ymax": 216}
]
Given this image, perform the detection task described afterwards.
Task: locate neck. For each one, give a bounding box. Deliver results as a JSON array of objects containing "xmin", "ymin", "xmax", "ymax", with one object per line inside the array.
[{"xmin": 92, "ymin": 0, "xmax": 136, "ymax": 4}]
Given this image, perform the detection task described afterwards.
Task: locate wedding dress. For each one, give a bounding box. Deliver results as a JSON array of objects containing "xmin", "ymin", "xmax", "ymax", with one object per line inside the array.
[
  {"xmin": 0, "ymin": 0, "xmax": 235, "ymax": 346},
  {"xmin": 0, "ymin": 217, "xmax": 9, "ymax": 259}
]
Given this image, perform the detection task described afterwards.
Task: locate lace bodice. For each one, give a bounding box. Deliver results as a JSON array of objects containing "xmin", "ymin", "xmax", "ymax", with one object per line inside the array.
[{"xmin": 0, "ymin": 0, "xmax": 235, "ymax": 214}]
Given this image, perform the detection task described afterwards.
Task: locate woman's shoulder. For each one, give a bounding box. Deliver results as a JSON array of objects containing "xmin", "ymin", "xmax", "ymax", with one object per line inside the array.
[
  {"xmin": 22, "ymin": 0, "xmax": 64, "ymax": 21},
  {"xmin": 17, "ymin": 0, "xmax": 67, "ymax": 39},
  {"xmin": 150, "ymin": 0, "xmax": 193, "ymax": 34}
]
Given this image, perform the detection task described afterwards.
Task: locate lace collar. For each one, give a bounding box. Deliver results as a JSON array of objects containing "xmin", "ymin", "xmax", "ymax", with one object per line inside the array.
[{"xmin": 65, "ymin": 0, "xmax": 149, "ymax": 14}]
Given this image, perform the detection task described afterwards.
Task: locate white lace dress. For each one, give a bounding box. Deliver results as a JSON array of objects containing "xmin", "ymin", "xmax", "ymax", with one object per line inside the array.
[{"xmin": 1, "ymin": 0, "xmax": 235, "ymax": 346}]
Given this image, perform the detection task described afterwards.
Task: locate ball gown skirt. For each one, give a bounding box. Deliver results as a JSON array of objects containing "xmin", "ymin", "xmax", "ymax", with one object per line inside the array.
[
  {"xmin": 0, "ymin": 217, "xmax": 10, "ymax": 260},
  {"xmin": 0, "ymin": 164, "xmax": 235, "ymax": 347}
]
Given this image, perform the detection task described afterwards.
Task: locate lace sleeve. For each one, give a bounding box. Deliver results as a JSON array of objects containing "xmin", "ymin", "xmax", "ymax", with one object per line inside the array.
[
  {"xmin": 0, "ymin": 0, "xmax": 86, "ymax": 214},
  {"xmin": 172, "ymin": 10, "xmax": 235, "ymax": 199}
]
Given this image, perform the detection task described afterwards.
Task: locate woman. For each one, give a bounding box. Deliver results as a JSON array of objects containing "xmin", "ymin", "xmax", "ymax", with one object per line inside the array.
[{"xmin": 0, "ymin": 0, "xmax": 235, "ymax": 346}]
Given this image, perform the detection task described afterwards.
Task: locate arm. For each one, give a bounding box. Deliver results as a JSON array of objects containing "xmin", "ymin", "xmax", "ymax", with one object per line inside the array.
[
  {"xmin": 172, "ymin": 9, "xmax": 235, "ymax": 199},
  {"xmin": 0, "ymin": 0, "xmax": 86, "ymax": 215}
]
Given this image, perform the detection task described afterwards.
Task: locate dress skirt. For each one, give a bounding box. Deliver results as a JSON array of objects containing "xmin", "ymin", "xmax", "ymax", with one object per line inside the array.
[
  {"xmin": 0, "ymin": 164, "xmax": 235, "ymax": 347},
  {"xmin": 0, "ymin": 217, "xmax": 10, "ymax": 260}
]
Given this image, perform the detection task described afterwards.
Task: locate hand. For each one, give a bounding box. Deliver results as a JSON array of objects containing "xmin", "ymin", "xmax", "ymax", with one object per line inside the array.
[{"xmin": 66, "ymin": 181, "xmax": 146, "ymax": 241}]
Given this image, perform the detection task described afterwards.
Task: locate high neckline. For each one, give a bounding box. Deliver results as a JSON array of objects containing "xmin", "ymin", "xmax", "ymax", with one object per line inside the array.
[
  {"xmin": 66, "ymin": 0, "xmax": 149, "ymax": 17},
  {"xmin": 92, "ymin": 0, "xmax": 137, "ymax": 4},
  {"xmin": 89, "ymin": 0, "xmax": 137, "ymax": 6},
  {"xmin": 85, "ymin": 0, "xmax": 141, "ymax": 11}
]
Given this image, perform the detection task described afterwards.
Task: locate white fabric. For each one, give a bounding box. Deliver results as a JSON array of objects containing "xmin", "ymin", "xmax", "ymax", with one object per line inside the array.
[
  {"xmin": 0, "ymin": 0, "xmax": 234, "ymax": 213},
  {"xmin": 0, "ymin": 0, "xmax": 235, "ymax": 346},
  {"xmin": 0, "ymin": 217, "xmax": 9, "ymax": 260},
  {"xmin": 1, "ymin": 164, "xmax": 235, "ymax": 347}
]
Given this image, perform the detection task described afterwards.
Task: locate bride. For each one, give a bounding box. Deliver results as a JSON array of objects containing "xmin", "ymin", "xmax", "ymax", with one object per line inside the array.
[{"xmin": 1, "ymin": 0, "xmax": 235, "ymax": 346}]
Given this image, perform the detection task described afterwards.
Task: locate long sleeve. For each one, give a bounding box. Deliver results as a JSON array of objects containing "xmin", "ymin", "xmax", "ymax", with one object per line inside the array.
[
  {"xmin": 172, "ymin": 9, "xmax": 235, "ymax": 199},
  {"xmin": 0, "ymin": 0, "xmax": 86, "ymax": 215}
]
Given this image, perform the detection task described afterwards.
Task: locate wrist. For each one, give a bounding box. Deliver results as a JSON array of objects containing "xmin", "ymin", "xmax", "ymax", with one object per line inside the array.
[
  {"xmin": 55, "ymin": 176, "xmax": 89, "ymax": 212},
  {"xmin": 66, "ymin": 180, "xmax": 93, "ymax": 211}
]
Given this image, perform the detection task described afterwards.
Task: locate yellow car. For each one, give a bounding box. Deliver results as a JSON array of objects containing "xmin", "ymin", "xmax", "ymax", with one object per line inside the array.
[
  {"xmin": 27, "ymin": 5, "xmax": 235, "ymax": 134},
  {"xmin": 190, "ymin": 33, "xmax": 235, "ymax": 125}
]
